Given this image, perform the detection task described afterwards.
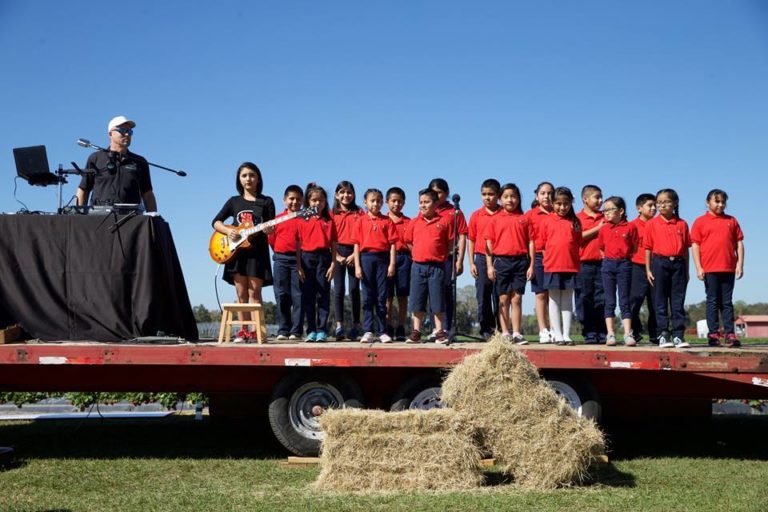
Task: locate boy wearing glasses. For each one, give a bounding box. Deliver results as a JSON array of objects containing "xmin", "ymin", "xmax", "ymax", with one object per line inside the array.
[{"xmin": 76, "ymin": 115, "xmax": 157, "ymax": 212}]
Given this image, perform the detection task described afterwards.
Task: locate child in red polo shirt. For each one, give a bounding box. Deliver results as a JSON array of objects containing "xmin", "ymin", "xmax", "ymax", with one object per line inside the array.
[
  {"xmin": 354, "ymin": 189, "xmax": 397, "ymax": 343},
  {"xmin": 429, "ymin": 178, "xmax": 468, "ymax": 340},
  {"xmin": 629, "ymin": 193, "xmax": 658, "ymax": 345},
  {"xmin": 268, "ymin": 184, "xmax": 304, "ymax": 340},
  {"xmin": 385, "ymin": 187, "xmax": 412, "ymax": 341},
  {"xmin": 525, "ymin": 181, "xmax": 555, "ymax": 343},
  {"xmin": 468, "ymin": 178, "xmax": 501, "ymax": 339},
  {"xmin": 644, "ymin": 188, "xmax": 691, "ymax": 349},
  {"xmin": 691, "ymin": 189, "xmax": 745, "ymax": 348},
  {"xmin": 402, "ymin": 189, "xmax": 453, "ymax": 344},
  {"xmin": 485, "ymin": 183, "xmax": 534, "ymax": 344},
  {"xmin": 576, "ymin": 184, "xmax": 607, "ymax": 344},
  {"xmin": 332, "ymin": 180, "xmax": 364, "ymax": 340},
  {"xmin": 297, "ymin": 183, "xmax": 337, "ymax": 342},
  {"xmin": 542, "ymin": 186, "xmax": 582, "ymax": 345},
  {"xmin": 599, "ymin": 196, "xmax": 639, "ymax": 347}
]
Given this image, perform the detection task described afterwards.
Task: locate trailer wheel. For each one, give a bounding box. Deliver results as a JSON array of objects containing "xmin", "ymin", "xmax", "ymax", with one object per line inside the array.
[
  {"xmin": 268, "ymin": 372, "xmax": 364, "ymax": 456},
  {"xmin": 543, "ymin": 373, "xmax": 602, "ymax": 422},
  {"xmin": 390, "ymin": 373, "xmax": 445, "ymax": 411}
]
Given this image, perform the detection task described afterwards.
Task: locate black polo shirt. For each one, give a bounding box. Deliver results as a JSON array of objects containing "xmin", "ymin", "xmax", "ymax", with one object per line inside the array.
[{"xmin": 79, "ymin": 150, "xmax": 153, "ymax": 206}]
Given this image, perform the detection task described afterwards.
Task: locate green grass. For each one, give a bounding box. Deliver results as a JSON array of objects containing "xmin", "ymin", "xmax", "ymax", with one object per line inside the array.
[{"xmin": 2, "ymin": 415, "xmax": 768, "ymax": 511}]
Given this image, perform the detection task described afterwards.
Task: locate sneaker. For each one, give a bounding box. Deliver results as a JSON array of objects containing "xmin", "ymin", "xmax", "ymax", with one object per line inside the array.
[
  {"xmin": 584, "ymin": 333, "xmax": 599, "ymax": 345},
  {"xmin": 624, "ymin": 332, "xmax": 637, "ymax": 347},
  {"xmin": 334, "ymin": 326, "xmax": 347, "ymax": 341},
  {"xmin": 406, "ymin": 330, "xmax": 422, "ymax": 344},
  {"xmin": 348, "ymin": 327, "xmax": 361, "ymax": 341},
  {"xmin": 512, "ymin": 333, "xmax": 528, "ymax": 345},
  {"xmin": 275, "ymin": 334, "xmax": 289, "ymax": 341},
  {"xmin": 360, "ymin": 331, "xmax": 375, "ymax": 343},
  {"xmin": 427, "ymin": 330, "xmax": 438, "ymax": 342},
  {"xmin": 289, "ymin": 334, "xmax": 300, "ymax": 341},
  {"xmin": 233, "ymin": 328, "xmax": 250, "ymax": 343},
  {"xmin": 385, "ymin": 325, "xmax": 395, "ymax": 338},
  {"xmin": 304, "ymin": 332, "xmax": 318, "ymax": 343},
  {"xmin": 395, "ymin": 325, "xmax": 406, "ymax": 341},
  {"xmin": 658, "ymin": 332, "xmax": 674, "ymax": 348},
  {"xmin": 539, "ymin": 330, "xmax": 552, "ymax": 344},
  {"xmin": 434, "ymin": 330, "xmax": 450, "ymax": 345},
  {"xmin": 316, "ymin": 331, "xmax": 328, "ymax": 342},
  {"xmin": 555, "ymin": 338, "xmax": 574, "ymax": 346},
  {"xmin": 725, "ymin": 333, "xmax": 741, "ymax": 348},
  {"xmin": 605, "ymin": 334, "xmax": 617, "ymax": 347},
  {"xmin": 501, "ymin": 333, "xmax": 513, "ymax": 342},
  {"xmin": 707, "ymin": 333, "xmax": 722, "ymax": 347},
  {"xmin": 481, "ymin": 332, "xmax": 492, "ymax": 341},
  {"xmin": 379, "ymin": 333, "xmax": 393, "ymax": 343},
  {"xmin": 673, "ymin": 336, "xmax": 691, "ymax": 349}
]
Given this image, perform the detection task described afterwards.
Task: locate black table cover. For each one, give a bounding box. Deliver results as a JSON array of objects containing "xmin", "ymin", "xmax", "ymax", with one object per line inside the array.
[{"xmin": 0, "ymin": 213, "xmax": 198, "ymax": 341}]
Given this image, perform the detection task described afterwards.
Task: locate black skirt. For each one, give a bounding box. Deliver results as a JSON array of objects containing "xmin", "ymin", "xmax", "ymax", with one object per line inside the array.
[{"xmin": 222, "ymin": 238, "xmax": 273, "ymax": 286}]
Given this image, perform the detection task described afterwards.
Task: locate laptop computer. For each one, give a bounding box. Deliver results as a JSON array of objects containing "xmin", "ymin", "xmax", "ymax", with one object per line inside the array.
[{"xmin": 13, "ymin": 145, "xmax": 63, "ymax": 186}]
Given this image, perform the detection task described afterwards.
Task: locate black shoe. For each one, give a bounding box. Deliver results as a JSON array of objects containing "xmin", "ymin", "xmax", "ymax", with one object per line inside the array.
[{"xmin": 394, "ymin": 325, "xmax": 406, "ymax": 341}]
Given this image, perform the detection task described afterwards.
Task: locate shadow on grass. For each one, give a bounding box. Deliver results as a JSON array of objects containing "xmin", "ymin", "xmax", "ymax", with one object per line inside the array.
[
  {"xmin": 0, "ymin": 415, "xmax": 289, "ymax": 461},
  {"xmin": 603, "ymin": 414, "xmax": 768, "ymax": 461}
]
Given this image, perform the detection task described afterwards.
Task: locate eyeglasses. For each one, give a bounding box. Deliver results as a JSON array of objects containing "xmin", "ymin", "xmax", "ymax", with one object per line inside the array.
[
  {"xmin": 656, "ymin": 200, "xmax": 673, "ymax": 206},
  {"xmin": 112, "ymin": 127, "xmax": 134, "ymax": 136},
  {"xmin": 603, "ymin": 207, "xmax": 619, "ymax": 213}
]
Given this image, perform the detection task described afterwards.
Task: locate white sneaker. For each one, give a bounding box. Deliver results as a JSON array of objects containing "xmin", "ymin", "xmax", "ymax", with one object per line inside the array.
[
  {"xmin": 658, "ymin": 334, "xmax": 675, "ymax": 349},
  {"xmin": 427, "ymin": 330, "xmax": 438, "ymax": 342},
  {"xmin": 379, "ymin": 333, "xmax": 393, "ymax": 343},
  {"xmin": 539, "ymin": 330, "xmax": 552, "ymax": 344},
  {"xmin": 673, "ymin": 337, "xmax": 691, "ymax": 349},
  {"xmin": 288, "ymin": 334, "xmax": 299, "ymax": 340},
  {"xmin": 275, "ymin": 334, "xmax": 288, "ymax": 341},
  {"xmin": 512, "ymin": 333, "xmax": 528, "ymax": 345},
  {"xmin": 624, "ymin": 332, "xmax": 637, "ymax": 347},
  {"xmin": 360, "ymin": 332, "xmax": 375, "ymax": 343},
  {"xmin": 605, "ymin": 334, "xmax": 617, "ymax": 347}
]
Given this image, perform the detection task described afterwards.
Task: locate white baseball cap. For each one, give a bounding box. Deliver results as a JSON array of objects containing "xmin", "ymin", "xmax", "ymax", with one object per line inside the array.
[{"xmin": 108, "ymin": 115, "xmax": 136, "ymax": 132}]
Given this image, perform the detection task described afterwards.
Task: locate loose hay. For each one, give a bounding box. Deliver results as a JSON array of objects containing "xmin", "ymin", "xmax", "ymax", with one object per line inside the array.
[
  {"xmin": 315, "ymin": 408, "xmax": 484, "ymax": 492},
  {"xmin": 441, "ymin": 334, "xmax": 606, "ymax": 489}
]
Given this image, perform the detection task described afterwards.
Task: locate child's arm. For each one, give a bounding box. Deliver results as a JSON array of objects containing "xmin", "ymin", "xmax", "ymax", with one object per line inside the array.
[
  {"xmin": 456, "ymin": 233, "xmax": 467, "ymax": 276},
  {"xmin": 645, "ymin": 248, "xmax": 654, "ymax": 286},
  {"xmin": 354, "ymin": 244, "xmax": 362, "ymax": 280},
  {"xmin": 581, "ymin": 220, "xmax": 604, "ymax": 241},
  {"xmin": 213, "ymin": 220, "xmax": 240, "ymax": 241},
  {"xmin": 295, "ymin": 245, "xmax": 305, "ymax": 282},
  {"xmin": 736, "ymin": 240, "xmax": 745, "ymax": 279},
  {"xmin": 526, "ymin": 240, "xmax": 535, "ymax": 281},
  {"xmin": 326, "ymin": 242, "xmax": 337, "ymax": 281},
  {"xmin": 468, "ymin": 238, "xmax": 477, "ymax": 278},
  {"xmin": 485, "ymin": 240, "xmax": 495, "ymax": 281},
  {"xmin": 387, "ymin": 243, "xmax": 396, "ymax": 278},
  {"xmin": 691, "ymin": 242, "xmax": 704, "ymax": 281}
]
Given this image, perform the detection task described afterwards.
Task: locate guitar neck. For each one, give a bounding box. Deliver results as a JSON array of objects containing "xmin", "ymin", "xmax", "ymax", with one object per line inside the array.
[{"xmin": 240, "ymin": 211, "xmax": 298, "ymax": 237}]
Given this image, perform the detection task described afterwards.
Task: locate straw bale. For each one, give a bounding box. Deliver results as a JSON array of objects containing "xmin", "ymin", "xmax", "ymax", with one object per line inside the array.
[
  {"xmin": 315, "ymin": 408, "xmax": 483, "ymax": 492},
  {"xmin": 441, "ymin": 335, "xmax": 605, "ymax": 489}
]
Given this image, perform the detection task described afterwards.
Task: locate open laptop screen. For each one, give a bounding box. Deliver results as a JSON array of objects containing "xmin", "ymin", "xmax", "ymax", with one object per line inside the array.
[{"xmin": 13, "ymin": 145, "xmax": 61, "ymax": 186}]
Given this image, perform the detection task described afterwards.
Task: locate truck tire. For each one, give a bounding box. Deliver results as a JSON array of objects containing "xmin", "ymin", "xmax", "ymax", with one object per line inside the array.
[
  {"xmin": 390, "ymin": 373, "xmax": 445, "ymax": 411},
  {"xmin": 543, "ymin": 372, "xmax": 602, "ymax": 422},
  {"xmin": 268, "ymin": 371, "xmax": 364, "ymax": 456}
]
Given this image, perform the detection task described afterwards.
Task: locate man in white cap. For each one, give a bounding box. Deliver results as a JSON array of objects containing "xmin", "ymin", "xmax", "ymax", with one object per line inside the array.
[{"xmin": 75, "ymin": 115, "xmax": 157, "ymax": 212}]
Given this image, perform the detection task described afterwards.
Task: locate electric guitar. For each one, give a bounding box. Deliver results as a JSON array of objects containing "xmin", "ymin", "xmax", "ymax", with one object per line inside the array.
[{"xmin": 208, "ymin": 207, "xmax": 317, "ymax": 264}]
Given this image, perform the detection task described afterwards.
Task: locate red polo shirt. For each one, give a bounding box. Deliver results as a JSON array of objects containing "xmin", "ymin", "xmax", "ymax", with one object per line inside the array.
[
  {"xmin": 542, "ymin": 215, "xmax": 582, "ymax": 272},
  {"xmin": 643, "ymin": 215, "xmax": 690, "ymax": 257},
  {"xmin": 353, "ymin": 212, "xmax": 397, "ymax": 252},
  {"xmin": 484, "ymin": 210, "xmax": 530, "ymax": 257},
  {"xmin": 298, "ymin": 216, "xmax": 337, "ymax": 252},
  {"xmin": 598, "ymin": 220, "xmax": 638, "ymax": 259},
  {"xmin": 524, "ymin": 207, "xmax": 552, "ymax": 253},
  {"xmin": 332, "ymin": 209, "xmax": 363, "ymax": 245},
  {"xmin": 577, "ymin": 209, "xmax": 604, "ymax": 262},
  {"xmin": 388, "ymin": 212, "xmax": 411, "ymax": 253},
  {"xmin": 468, "ymin": 206, "xmax": 500, "ymax": 255},
  {"xmin": 629, "ymin": 217, "xmax": 650, "ymax": 265},
  {"xmin": 691, "ymin": 212, "xmax": 744, "ymax": 272},
  {"xmin": 268, "ymin": 209, "xmax": 299, "ymax": 254},
  {"xmin": 403, "ymin": 213, "xmax": 454, "ymax": 263},
  {"xmin": 437, "ymin": 203, "xmax": 468, "ymax": 236}
]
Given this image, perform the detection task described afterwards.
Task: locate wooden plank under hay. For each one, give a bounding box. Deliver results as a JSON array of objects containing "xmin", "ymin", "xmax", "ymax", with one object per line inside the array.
[
  {"xmin": 315, "ymin": 408, "xmax": 484, "ymax": 492},
  {"xmin": 441, "ymin": 335, "xmax": 606, "ymax": 490}
]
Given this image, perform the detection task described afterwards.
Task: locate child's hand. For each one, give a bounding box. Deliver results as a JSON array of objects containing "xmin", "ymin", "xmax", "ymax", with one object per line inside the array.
[
  {"xmin": 297, "ymin": 267, "xmax": 305, "ymax": 282},
  {"xmin": 487, "ymin": 267, "xmax": 495, "ymax": 282},
  {"xmin": 326, "ymin": 263, "xmax": 336, "ymax": 281},
  {"xmin": 345, "ymin": 255, "xmax": 355, "ymax": 267},
  {"xmin": 355, "ymin": 267, "xmax": 362, "ymax": 280},
  {"xmin": 696, "ymin": 269, "xmax": 705, "ymax": 281},
  {"xmin": 336, "ymin": 255, "xmax": 346, "ymax": 264},
  {"xmin": 526, "ymin": 265, "xmax": 534, "ymax": 281},
  {"xmin": 646, "ymin": 270, "xmax": 654, "ymax": 287},
  {"xmin": 387, "ymin": 265, "xmax": 395, "ymax": 278},
  {"xmin": 736, "ymin": 266, "xmax": 744, "ymax": 279},
  {"xmin": 228, "ymin": 229, "xmax": 241, "ymax": 241},
  {"xmin": 470, "ymin": 263, "xmax": 478, "ymax": 278},
  {"xmin": 263, "ymin": 225, "xmax": 275, "ymax": 235},
  {"xmin": 455, "ymin": 261, "xmax": 464, "ymax": 277}
]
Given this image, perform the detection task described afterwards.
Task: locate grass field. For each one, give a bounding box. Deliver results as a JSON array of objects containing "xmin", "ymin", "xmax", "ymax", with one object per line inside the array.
[{"xmin": 1, "ymin": 414, "xmax": 767, "ymax": 511}]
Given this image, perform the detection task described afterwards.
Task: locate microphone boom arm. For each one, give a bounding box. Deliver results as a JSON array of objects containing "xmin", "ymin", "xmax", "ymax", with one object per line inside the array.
[{"xmin": 76, "ymin": 138, "xmax": 187, "ymax": 177}]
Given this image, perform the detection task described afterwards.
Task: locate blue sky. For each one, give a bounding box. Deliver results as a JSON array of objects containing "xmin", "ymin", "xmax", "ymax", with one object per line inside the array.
[{"xmin": 1, "ymin": 1, "xmax": 767, "ymax": 313}]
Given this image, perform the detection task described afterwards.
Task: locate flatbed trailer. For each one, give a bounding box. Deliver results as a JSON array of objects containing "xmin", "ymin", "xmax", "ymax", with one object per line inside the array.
[{"xmin": 2, "ymin": 341, "xmax": 767, "ymax": 456}]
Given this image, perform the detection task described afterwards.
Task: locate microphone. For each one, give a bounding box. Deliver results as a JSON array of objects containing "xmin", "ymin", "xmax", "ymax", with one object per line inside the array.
[{"xmin": 451, "ymin": 193, "xmax": 461, "ymax": 204}]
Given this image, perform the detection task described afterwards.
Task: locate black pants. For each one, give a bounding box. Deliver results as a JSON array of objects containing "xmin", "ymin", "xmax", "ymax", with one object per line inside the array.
[
  {"xmin": 705, "ymin": 272, "xmax": 736, "ymax": 334},
  {"xmin": 630, "ymin": 263, "xmax": 657, "ymax": 339},
  {"xmin": 333, "ymin": 244, "xmax": 360, "ymax": 325},
  {"xmin": 651, "ymin": 255, "xmax": 687, "ymax": 338}
]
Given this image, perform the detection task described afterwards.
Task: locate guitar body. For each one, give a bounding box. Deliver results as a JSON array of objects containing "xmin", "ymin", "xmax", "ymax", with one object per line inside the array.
[{"xmin": 209, "ymin": 223, "xmax": 253, "ymax": 264}]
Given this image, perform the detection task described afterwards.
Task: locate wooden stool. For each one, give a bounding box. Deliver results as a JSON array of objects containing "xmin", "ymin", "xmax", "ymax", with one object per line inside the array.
[{"xmin": 218, "ymin": 303, "xmax": 267, "ymax": 344}]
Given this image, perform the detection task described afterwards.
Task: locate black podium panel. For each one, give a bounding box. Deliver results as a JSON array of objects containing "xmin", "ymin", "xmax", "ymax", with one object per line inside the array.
[{"xmin": 0, "ymin": 214, "xmax": 198, "ymax": 341}]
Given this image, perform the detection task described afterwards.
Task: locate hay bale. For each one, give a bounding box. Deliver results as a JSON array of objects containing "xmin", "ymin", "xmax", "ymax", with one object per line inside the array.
[
  {"xmin": 315, "ymin": 408, "xmax": 484, "ymax": 492},
  {"xmin": 441, "ymin": 335, "xmax": 605, "ymax": 489}
]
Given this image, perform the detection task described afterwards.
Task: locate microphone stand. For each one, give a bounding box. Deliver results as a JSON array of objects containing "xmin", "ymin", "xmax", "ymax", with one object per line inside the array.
[
  {"xmin": 55, "ymin": 162, "xmax": 92, "ymax": 214},
  {"xmin": 450, "ymin": 197, "xmax": 482, "ymax": 343},
  {"xmin": 76, "ymin": 139, "xmax": 187, "ymax": 177}
]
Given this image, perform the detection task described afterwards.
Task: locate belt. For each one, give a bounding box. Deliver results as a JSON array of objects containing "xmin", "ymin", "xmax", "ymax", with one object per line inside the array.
[{"xmin": 654, "ymin": 254, "xmax": 683, "ymax": 261}]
